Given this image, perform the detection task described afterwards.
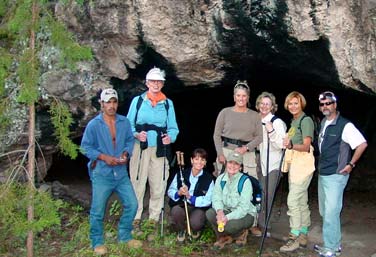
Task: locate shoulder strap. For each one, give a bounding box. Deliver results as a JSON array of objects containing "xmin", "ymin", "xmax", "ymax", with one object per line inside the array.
[
  {"xmin": 270, "ymin": 115, "xmax": 279, "ymax": 123},
  {"xmin": 134, "ymin": 96, "xmax": 143, "ymax": 124},
  {"xmin": 237, "ymin": 173, "xmax": 248, "ymax": 194},
  {"xmin": 298, "ymin": 114, "xmax": 308, "ymax": 133}
]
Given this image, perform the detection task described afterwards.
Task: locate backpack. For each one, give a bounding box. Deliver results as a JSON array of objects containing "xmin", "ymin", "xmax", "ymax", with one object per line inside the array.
[
  {"xmin": 297, "ymin": 114, "xmax": 320, "ymax": 156},
  {"xmin": 220, "ymin": 172, "xmax": 262, "ymax": 207},
  {"xmin": 134, "ymin": 95, "xmax": 169, "ymax": 124}
]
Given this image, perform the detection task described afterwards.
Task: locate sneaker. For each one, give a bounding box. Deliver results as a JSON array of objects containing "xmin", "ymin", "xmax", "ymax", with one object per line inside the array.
[
  {"xmin": 235, "ymin": 229, "xmax": 248, "ymax": 246},
  {"xmin": 93, "ymin": 245, "xmax": 107, "ymax": 255},
  {"xmin": 280, "ymin": 234, "xmax": 299, "ymax": 252},
  {"xmin": 177, "ymin": 230, "xmax": 186, "ymax": 243},
  {"xmin": 191, "ymin": 230, "xmax": 201, "ymax": 239},
  {"xmin": 213, "ymin": 235, "xmax": 233, "ymax": 249},
  {"xmin": 314, "ymin": 244, "xmax": 342, "ymax": 256},
  {"xmin": 250, "ymin": 226, "xmax": 262, "ymax": 237},
  {"xmin": 298, "ymin": 233, "xmax": 308, "ymax": 247},
  {"xmin": 132, "ymin": 219, "xmax": 143, "ymax": 237},
  {"xmin": 126, "ymin": 239, "xmax": 142, "ymax": 249}
]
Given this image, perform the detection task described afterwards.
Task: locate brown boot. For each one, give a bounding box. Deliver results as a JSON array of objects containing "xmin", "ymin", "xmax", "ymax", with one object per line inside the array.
[
  {"xmin": 250, "ymin": 226, "xmax": 262, "ymax": 237},
  {"xmin": 132, "ymin": 219, "xmax": 143, "ymax": 237},
  {"xmin": 213, "ymin": 235, "xmax": 233, "ymax": 249},
  {"xmin": 235, "ymin": 229, "xmax": 249, "ymax": 246},
  {"xmin": 93, "ymin": 245, "xmax": 107, "ymax": 255},
  {"xmin": 146, "ymin": 219, "xmax": 159, "ymax": 242},
  {"xmin": 280, "ymin": 233, "xmax": 299, "ymax": 252},
  {"xmin": 298, "ymin": 233, "xmax": 308, "ymax": 247}
]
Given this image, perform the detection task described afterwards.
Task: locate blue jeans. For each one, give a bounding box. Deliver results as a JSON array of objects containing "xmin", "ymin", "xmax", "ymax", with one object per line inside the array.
[
  {"xmin": 90, "ymin": 170, "xmax": 138, "ymax": 248},
  {"xmin": 318, "ymin": 173, "xmax": 349, "ymax": 251}
]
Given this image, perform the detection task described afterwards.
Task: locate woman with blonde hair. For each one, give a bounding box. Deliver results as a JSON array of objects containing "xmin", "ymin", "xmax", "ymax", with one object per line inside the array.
[
  {"xmin": 255, "ymin": 92, "xmax": 286, "ymax": 234},
  {"xmin": 280, "ymin": 91, "xmax": 315, "ymax": 253}
]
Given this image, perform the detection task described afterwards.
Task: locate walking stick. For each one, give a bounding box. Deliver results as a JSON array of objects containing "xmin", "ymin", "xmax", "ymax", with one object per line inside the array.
[
  {"xmin": 258, "ymin": 149, "xmax": 286, "ymax": 257},
  {"xmin": 265, "ymin": 136, "xmax": 270, "ymax": 227},
  {"xmin": 160, "ymin": 143, "xmax": 167, "ymax": 237},
  {"xmin": 176, "ymin": 151, "xmax": 192, "ymax": 239}
]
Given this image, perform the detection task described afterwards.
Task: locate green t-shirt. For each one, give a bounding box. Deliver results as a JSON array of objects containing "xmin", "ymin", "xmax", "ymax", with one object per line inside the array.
[{"xmin": 287, "ymin": 113, "xmax": 314, "ymax": 145}]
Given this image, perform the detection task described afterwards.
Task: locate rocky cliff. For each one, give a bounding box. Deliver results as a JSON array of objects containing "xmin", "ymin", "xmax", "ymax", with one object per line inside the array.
[{"xmin": 1, "ymin": 0, "xmax": 375, "ymax": 181}]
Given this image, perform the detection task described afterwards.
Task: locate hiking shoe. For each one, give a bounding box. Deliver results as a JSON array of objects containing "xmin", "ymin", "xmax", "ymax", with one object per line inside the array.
[
  {"xmin": 132, "ymin": 219, "xmax": 143, "ymax": 237},
  {"xmin": 314, "ymin": 244, "xmax": 342, "ymax": 256},
  {"xmin": 177, "ymin": 230, "xmax": 186, "ymax": 243},
  {"xmin": 126, "ymin": 239, "xmax": 142, "ymax": 249},
  {"xmin": 235, "ymin": 229, "xmax": 248, "ymax": 246},
  {"xmin": 213, "ymin": 235, "xmax": 233, "ymax": 249},
  {"xmin": 93, "ymin": 245, "xmax": 107, "ymax": 255},
  {"xmin": 191, "ymin": 230, "xmax": 201, "ymax": 239},
  {"xmin": 298, "ymin": 233, "xmax": 308, "ymax": 247},
  {"xmin": 250, "ymin": 226, "xmax": 262, "ymax": 237},
  {"xmin": 280, "ymin": 234, "xmax": 299, "ymax": 252},
  {"xmin": 146, "ymin": 219, "xmax": 159, "ymax": 242}
]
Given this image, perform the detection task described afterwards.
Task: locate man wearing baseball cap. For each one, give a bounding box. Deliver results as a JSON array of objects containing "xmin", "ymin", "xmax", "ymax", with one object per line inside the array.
[
  {"xmin": 127, "ymin": 67, "xmax": 179, "ymax": 240},
  {"xmin": 314, "ymin": 91, "xmax": 367, "ymax": 257},
  {"xmin": 81, "ymin": 87, "xmax": 142, "ymax": 255}
]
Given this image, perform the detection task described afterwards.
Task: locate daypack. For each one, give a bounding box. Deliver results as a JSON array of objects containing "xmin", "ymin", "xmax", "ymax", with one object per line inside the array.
[
  {"xmin": 220, "ymin": 173, "xmax": 262, "ymax": 207},
  {"xmin": 297, "ymin": 114, "xmax": 320, "ymax": 156},
  {"xmin": 134, "ymin": 95, "xmax": 169, "ymax": 124}
]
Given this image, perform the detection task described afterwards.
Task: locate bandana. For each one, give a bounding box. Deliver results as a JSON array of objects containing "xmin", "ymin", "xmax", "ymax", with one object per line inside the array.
[{"xmin": 147, "ymin": 91, "xmax": 167, "ymax": 107}]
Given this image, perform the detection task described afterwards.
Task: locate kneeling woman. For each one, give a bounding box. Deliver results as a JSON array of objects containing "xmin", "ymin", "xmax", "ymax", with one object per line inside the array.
[
  {"xmin": 167, "ymin": 148, "xmax": 214, "ymax": 242},
  {"xmin": 206, "ymin": 151, "xmax": 257, "ymax": 249}
]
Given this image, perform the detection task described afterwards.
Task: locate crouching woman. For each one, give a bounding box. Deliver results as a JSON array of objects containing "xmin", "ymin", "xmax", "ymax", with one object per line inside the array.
[{"xmin": 206, "ymin": 150, "xmax": 257, "ymax": 249}]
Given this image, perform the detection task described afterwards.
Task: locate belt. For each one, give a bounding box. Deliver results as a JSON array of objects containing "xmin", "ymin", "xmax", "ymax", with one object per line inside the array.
[{"xmin": 221, "ymin": 136, "xmax": 249, "ymax": 147}]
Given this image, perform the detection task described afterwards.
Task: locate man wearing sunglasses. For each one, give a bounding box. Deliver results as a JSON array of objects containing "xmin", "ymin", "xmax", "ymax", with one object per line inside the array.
[{"xmin": 315, "ymin": 91, "xmax": 367, "ymax": 257}]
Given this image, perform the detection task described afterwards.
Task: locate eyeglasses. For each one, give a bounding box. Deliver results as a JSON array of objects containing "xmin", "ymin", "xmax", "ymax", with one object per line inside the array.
[
  {"xmin": 319, "ymin": 91, "xmax": 337, "ymax": 102},
  {"xmin": 319, "ymin": 101, "xmax": 335, "ymax": 107}
]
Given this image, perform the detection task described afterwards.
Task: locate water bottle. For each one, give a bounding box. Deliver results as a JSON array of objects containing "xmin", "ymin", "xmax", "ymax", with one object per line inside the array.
[
  {"xmin": 217, "ymin": 222, "xmax": 225, "ymax": 232},
  {"xmin": 256, "ymin": 194, "xmax": 261, "ymax": 212}
]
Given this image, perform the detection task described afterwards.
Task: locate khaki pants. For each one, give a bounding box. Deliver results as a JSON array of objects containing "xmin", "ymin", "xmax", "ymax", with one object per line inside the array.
[
  {"xmin": 129, "ymin": 143, "xmax": 169, "ymax": 221},
  {"xmin": 287, "ymin": 173, "xmax": 313, "ymax": 231},
  {"xmin": 216, "ymin": 147, "xmax": 258, "ymax": 178}
]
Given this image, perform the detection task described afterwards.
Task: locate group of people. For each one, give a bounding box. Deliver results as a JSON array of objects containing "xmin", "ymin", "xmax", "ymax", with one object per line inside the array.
[{"xmin": 80, "ymin": 67, "xmax": 367, "ymax": 257}]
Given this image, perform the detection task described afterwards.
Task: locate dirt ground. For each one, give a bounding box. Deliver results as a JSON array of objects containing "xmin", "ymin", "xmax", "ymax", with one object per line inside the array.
[{"xmin": 53, "ymin": 172, "xmax": 376, "ymax": 257}]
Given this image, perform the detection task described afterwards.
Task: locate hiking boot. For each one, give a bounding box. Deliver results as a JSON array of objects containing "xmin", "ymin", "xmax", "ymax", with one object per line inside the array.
[
  {"xmin": 213, "ymin": 235, "xmax": 233, "ymax": 249},
  {"xmin": 191, "ymin": 230, "xmax": 201, "ymax": 239},
  {"xmin": 235, "ymin": 229, "xmax": 248, "ymax": 246},
  {"xmin": 298, "ymin": 233, "xmax": 308, "ymax": 247},
  {"xmin": 177, "ymin": 230, "xmax": 186, "ymax": 243},
  {"xmin": 314, "ymin": 244, "xmax": 342, "ymax": 256},
  {"xmin": 132, "ymin": 219, "xmax": 143, "ymax": 237},
  {"xmin": 126, "ymin": 239, "xmax": 142, "ymax": 249},
  {"xmin": 93, "ymin": 245, "xmax": 107, "ymax": 255},
  {"xmin": 250, "ymin": 226, "xmax": 262, "ymax": 237},
  {"xmin": 146, "ymin": 219, "xmax": 159, "ymax": 242},
  {"xmin": 280, "ymin": 234, "xmax": 299, "ymax": 252}
]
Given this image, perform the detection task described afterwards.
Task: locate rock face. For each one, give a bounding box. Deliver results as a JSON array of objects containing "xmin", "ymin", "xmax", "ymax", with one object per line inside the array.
[
  {"xmin": 54, "ymin": 0, "xmax": 375, "ymax": 89},
  {"xmin": 1, "ymin": 0, "xmax": 375, "ymax": 181}
]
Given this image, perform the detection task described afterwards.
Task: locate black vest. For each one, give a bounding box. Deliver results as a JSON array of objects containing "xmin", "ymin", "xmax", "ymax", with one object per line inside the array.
[
  {"xmin": 319, "ymin": 114, "xmax": 351, "ymax": 176},
  {"xmin": 168, "ymin": 168, "xmax": 213, "ymax": 209}
]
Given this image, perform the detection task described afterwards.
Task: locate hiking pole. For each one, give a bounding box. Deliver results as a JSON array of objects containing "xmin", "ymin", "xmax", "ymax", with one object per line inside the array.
[
  {"xmin": 177, "ymin": 151, "xmax": 192, "ymax": 239},
  {"xmin": 160, "ymin": 142, "xmax": 167, "ymax": 238},
  {"xmin": 265, "ymin": 136, "xmax": 270, "ymax": 229},
  {"xmin": 258, "ymin": 149, "xmax": 286, "ymax": 257}
]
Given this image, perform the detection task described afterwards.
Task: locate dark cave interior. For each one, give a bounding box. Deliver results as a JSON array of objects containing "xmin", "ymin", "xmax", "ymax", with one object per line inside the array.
[{"xmin": 45, "ymin": 65, "xmax": 376, "ymax": 192}]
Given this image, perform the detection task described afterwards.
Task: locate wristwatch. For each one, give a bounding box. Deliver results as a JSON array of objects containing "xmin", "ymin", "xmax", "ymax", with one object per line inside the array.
[{"xmin": 347, "ymin": 162, "xmax": 355, "ymax": 168}]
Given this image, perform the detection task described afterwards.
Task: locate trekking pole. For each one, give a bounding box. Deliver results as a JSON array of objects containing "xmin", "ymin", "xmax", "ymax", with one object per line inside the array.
[
  {"xmin": 177, "ymin": 151, "xmax": 192, "ymax": 240},
  {"xmin": 265, "ymin": 136, "xmax": 270, "ymax": 228},
  {"xmin": 258, "ymin": 149, "xmax": 286, "ymax": 257},
  {"xmin": 136, "ymin": 145, "xmax": 143, "ymax": 180},
  {"xmin": 160, "ymin": 143, "xmax": 167, "ymax": 238}
]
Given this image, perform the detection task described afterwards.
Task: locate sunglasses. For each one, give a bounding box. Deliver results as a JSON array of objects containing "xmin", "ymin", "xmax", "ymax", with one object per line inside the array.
[
  {"xmin": 234, "ymin": 80, "xmax": 250, "ymax": 91},
  {"xmin": 319, "ymin": 91, "xmax": 337, "ymax": 102},
  {"xmin": 319, "ymin": 101, "xmax": 335, "ymax": 107}
]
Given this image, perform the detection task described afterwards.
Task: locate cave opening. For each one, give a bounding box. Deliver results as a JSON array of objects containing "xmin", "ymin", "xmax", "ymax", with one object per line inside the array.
[{"xmin": 45, "ymin": 66, "xmax": 376, "ymax": 195}]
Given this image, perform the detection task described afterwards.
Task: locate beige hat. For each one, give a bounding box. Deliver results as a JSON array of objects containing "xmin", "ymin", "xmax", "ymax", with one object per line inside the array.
[
  {"xmin": 227, "ymin": 151, "xmax": 243, "ymax": 165},
  {"xmin": 100, "ymin": 88, "xmax": 118, "ymax": 102}
]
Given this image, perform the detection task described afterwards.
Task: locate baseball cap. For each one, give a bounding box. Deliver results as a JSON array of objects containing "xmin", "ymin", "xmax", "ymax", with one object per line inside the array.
[
  {"xmin": 319, "ymin": 91, "xmax": 337, "ymax": 102},
  {"xmin": 100, "ymin": 88, "xmax": 118, "ymax": 102},
  {"xmin": 146, "ymin": 67, "xmax": 166, "ymax": 81},
  {"xmin": 227, "ymin": 151, "xmax": 243, "ymax": 165}
]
